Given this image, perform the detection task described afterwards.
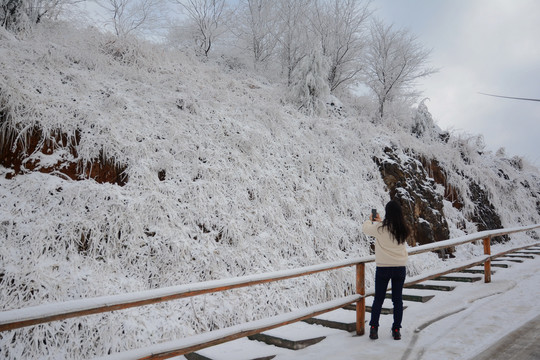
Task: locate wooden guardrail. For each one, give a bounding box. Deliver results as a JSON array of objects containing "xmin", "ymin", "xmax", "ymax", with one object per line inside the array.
[{"xmin": 1, "ymin": 224, "xmax": 539, "ymax": 360}]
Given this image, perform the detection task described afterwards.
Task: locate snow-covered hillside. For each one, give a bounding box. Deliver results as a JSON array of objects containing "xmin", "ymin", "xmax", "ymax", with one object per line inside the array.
[{"xmin": 1, "ymin": 23, "xmax": 539, "ymax": 359}]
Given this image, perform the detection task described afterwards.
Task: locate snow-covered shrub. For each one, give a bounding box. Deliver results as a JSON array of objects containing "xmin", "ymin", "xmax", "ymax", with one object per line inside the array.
[
  {"xmin": 288, "ymin": 48, "xmax": 330, "ymax": 115},
  {"xmin": 412, "ymin": 98, "xmax": 441, "ymax": 138}
]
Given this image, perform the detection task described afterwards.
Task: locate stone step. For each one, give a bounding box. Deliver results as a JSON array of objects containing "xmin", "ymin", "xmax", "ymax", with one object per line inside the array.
[
  {"xmin": 407, "ymin": 283, "xmax": 456, "ymax": 291},
  {"xmin": 434, "ymin": 274, "xmax": 482, "ymax": 282},
  {"xmin": 366, "ymin": 305, "xmax": 403, "ymax": 315},
  {"xmin": 503, "ymin": 254, "xmax": 535, "ymax": 259},
  {"xmin": 248, "ymin": 321, "xmax": 341, "ymax": 350},
  {"xmin": 491, "ymin": 263, "xmax": 509, "ymax": 268},
  {"xmin": 305, "ymin": 291, "xmax": 420, "ymax": 333},
  {"xmin": 514, "ymin": 251, "xmax": 540, "ymax": 255},
  {"xmin": 385, "ymin": 293, "xmax": 435, "ymax": 303},
  {"xmin": 342, "ymin": 303, "xmax": 407, "ymax": 315},
  {"xmin": 493, "ymin": 258, "xmax": 524, "ymax": 263},
  {"xmin": 184, "ymin": 338, "xmax": 278, "ymax": 360},
  {"xmin": 185, "ymin": 353, "xmax": 212, "ymax": 360},
  {"xmin": 248, "ymin": 332, "xmax": 325, "ymax": 351},
  {"xmin": 303, "ymin": 317, "xmax": 356, "ymax": 332},
  {"xmin": 186, "ymin": 351, "xmax": 275, "ymax": 360},
  {"xmin": 460, "ymin": 269, "xmax": 495, "ymax": 275},
  {"xmin": 303, "ymin": 308, "xmax": 360, "ymax": 332}
]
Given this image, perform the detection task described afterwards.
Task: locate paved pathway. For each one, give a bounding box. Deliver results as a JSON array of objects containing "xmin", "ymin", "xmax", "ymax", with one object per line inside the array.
[{"xmin": 472, "ymin": 313, "xmax": 540, "ymax": 360}]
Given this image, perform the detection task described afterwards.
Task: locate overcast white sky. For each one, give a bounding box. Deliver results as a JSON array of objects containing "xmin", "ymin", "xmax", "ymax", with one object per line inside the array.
[{"xmin": 375, "ymin": 0, "xmax": 540, "ymax": 166}]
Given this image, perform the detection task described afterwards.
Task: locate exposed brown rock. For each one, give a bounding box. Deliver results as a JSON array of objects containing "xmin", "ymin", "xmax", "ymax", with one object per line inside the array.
[
  {"xmin": 467, "ymin": 181, "xmax": 508, "ymax": 243},
  {"xmin": 420, "ymin": 158, "xmax": 463, "ymax": 210},
  {"xmin": 419, "ymin": 156, "xmax": 508, "ymax": 243},
  {"xmin": 0, "ymin": 125, "xmax": 127, "ymax": 185},
  {"xmin": 374, "ymin": 147, "xmax": 450, "ymax": 248}
]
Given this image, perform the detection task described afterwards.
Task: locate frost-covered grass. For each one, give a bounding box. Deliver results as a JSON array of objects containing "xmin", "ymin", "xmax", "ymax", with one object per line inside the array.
[{"xmin": 0, "ymin": 22, "xmax": 539, "ymax": 359}]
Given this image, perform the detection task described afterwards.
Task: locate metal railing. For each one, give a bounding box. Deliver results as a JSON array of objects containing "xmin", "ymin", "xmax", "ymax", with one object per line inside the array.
[{"xmin": 1, "ymin": 224, "xmax": 539, "ymax": 360}]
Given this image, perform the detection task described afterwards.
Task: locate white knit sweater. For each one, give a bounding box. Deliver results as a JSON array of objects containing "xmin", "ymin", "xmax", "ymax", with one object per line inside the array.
[{"xmin": 362, "ymin": 220, "xmax": 408, "ymax": 267}]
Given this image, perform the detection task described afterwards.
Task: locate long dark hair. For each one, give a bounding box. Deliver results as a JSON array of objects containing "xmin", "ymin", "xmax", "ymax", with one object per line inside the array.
[{"xmin": 381, "ymin": 200, "xmax": 410, "ymax": 245}]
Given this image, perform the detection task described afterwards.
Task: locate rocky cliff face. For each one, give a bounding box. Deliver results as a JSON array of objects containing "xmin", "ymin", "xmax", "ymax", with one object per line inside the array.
[
  {"xmin": 375, "ymin": 147, "xmax": 510, "ymax": 247},
  {"xmin": 375, "ymin": 147, "xmax": 450, "ymax": 247}
]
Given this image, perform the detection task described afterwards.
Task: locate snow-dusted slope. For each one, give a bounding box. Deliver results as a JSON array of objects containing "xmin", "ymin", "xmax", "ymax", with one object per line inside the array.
[{"xmin": 0, "ymin": 23, "xmax": 539, "ymax": 359}]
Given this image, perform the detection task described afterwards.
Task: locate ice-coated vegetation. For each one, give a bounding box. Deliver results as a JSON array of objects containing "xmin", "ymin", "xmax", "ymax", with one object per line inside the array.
[{"xmin": 0, "ymin": 22, "xmax": 539, "ymax": 359}]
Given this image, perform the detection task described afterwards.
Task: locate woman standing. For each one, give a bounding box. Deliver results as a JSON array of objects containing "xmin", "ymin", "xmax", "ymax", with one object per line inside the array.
[{"xmin": 362, "ymin": 200, "xmax": 410, "ymax": 340}]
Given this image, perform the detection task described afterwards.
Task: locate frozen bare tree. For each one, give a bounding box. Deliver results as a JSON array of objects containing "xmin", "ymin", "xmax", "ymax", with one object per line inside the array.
[
  {"xmin": 1, "ymin": 0, "xmax": 26, "ymax": 31},
  {"xmin": 310, "ymin": 0, "xmax": 372, "ymax": 92},
  {"xmin": 96, "ymin": 0, "xmax": 163, "ymax": 38},
  {"xmin": 26, "ymin": 0, "xmax": 74, "ymax": 23},
  {"xmin": 363, "ymin": 19, "xmax": 437, "ymax": 120},
  {"xmin": 276, "ymin": 0, "xmax": 311, "ymax": 85},
  {"xmin": 1, "ymin": 0, "xmax": 82, "ymax": 32},
  {"xmin": 232, "ymin": 0, "xmax": 279, "ymax": 70},
  {"xmin": 173, "ymin": 0, "xmax": 229, "ymax": 57}
]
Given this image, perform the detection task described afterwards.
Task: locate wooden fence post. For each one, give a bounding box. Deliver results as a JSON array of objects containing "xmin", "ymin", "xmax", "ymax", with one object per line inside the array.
[
  {"xmin": 483, "ymin": 237, "xmax": 491, "ymax": 283},
  {"xmin": 356, "ymin": 263, "xmax": 365, "ymax": 335}
]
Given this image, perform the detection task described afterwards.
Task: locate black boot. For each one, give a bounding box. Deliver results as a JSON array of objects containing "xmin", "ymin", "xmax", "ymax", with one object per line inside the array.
[
  {"xmin": 392, "ymin": 326, "xmax": 401, "ymax": 340},
  {"xmin": 369, "ymin": 325, "xmax": 378, "ymax": 340}
]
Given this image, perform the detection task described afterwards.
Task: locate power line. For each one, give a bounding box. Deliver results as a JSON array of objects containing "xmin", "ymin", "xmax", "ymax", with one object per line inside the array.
[{"xmin": 478, "ymin": 92, "xmax": 540, "ymax": 102}]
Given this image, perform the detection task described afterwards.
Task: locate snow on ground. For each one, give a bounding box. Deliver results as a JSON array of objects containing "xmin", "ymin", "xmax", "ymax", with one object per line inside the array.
[
  {"xmin": 2, "ymin": 22, "xmax": 540, "ymax": 359},
  {"xmin": 171, "ymin": 252, "xmax": 540, "ymax": 360}
]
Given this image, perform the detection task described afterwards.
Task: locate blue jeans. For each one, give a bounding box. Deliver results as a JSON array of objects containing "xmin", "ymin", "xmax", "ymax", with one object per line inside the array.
[{"xmin": 369, "ymin": 266, "xmax": 406, "ymax": 329}]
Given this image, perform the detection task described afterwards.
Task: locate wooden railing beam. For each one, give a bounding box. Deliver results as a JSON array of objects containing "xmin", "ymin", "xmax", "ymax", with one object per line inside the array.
[
  {"xmin": 404, "ymin": 256, "xmax": 490, "ymax": 288},
  {"xmin": 483, "ymin": 237, "xmax": 492, "ymax": 283},
  {"xmin": 3, "ymin": 225, "xmax": 539, "ymax": 333},
  {"xmin": 0, "ymin": 260, "xmax": 374, "ymax": 332},
  {"xmin": 356, "ymin": 263, "xmax": 365, "ymax": 335}
]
